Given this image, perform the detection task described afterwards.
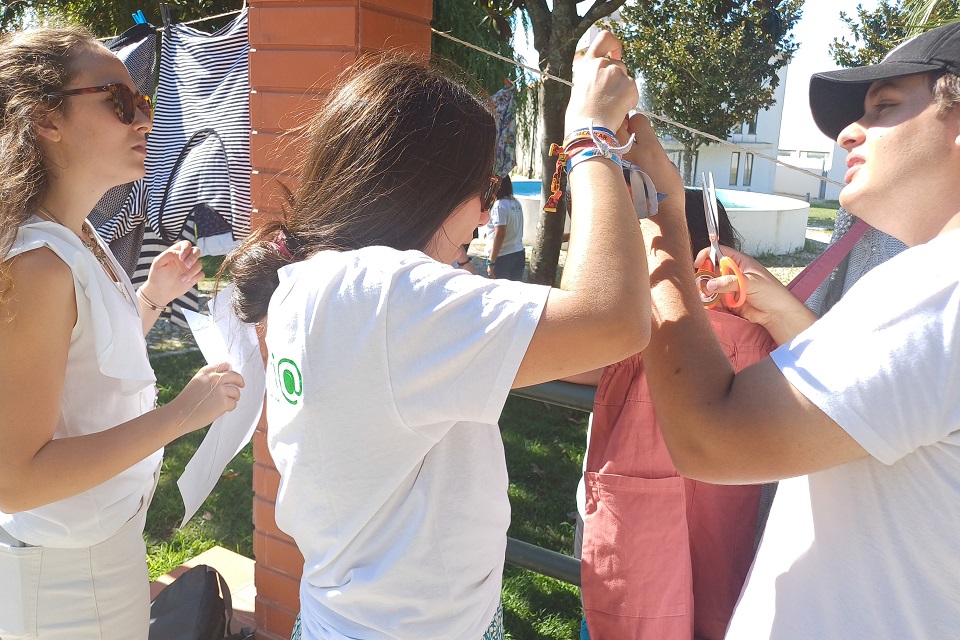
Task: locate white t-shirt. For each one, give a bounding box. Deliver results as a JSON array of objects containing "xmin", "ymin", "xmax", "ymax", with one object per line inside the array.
[
  {"xmin": 728, "ymin": 229, "xmax": 960, "ymax": 639},
  {"xmin": 486, "ymin": 198, "xmax": 524, "ymax": 257},
  {"xmin": 265, "ymin": 246, "xmax": 549, "ymax": 640},
  {"xmin": 0, "ymin": 220, "xmax": 160, "ymax": 548}
]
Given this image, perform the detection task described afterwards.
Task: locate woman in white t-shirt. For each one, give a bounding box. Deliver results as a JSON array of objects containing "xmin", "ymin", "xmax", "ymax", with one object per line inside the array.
[
  {"xmin": 224, "ymin": 33, "xmax": 683, "ymax": 640},
  {"xmin": 485, "ymin": 176, "xmax": 526, "ymax": 281},
  {"xmin": 0, "ymin": 27, "xmax": 244, "ymax": 639}
]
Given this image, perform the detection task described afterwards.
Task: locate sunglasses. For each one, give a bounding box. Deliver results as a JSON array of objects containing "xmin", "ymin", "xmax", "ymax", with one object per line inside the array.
[
  {"xmin": 481, "ymin": 175, "xmax": 501, "ymax": 213},
  {"xmin": 47, "ymin": 83, "xmax": 153, "ymax": 126}
]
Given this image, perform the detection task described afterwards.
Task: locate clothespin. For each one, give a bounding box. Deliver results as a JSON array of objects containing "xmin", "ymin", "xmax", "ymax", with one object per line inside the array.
[
  {"xmin": 159, "ymin": 3, "xmax": 172, "ymax": 28},
  {"xmin": 504, "ymin": 77, "xmax": 514, "ymax": 88},
  {"xmin": 132, "ymin": 10, "xmax": 147, "ymax": 24}
]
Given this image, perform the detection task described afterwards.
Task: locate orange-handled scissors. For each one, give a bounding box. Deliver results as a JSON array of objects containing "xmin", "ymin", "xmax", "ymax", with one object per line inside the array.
[{"xmin": 694, "ymin": 172, "xmax": 747, "ymax": 308}]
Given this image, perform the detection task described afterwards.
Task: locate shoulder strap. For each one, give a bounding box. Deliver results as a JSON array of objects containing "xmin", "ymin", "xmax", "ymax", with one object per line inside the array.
[{"xmin": 786, "ymin": 219, "xmax": 870, "ymax": 303}]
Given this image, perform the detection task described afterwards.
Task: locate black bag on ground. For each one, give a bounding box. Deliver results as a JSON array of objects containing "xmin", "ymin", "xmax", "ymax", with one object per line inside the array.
[{"xmin": 149, "ymin": 564, "xmax": 253, "ymax": 640}]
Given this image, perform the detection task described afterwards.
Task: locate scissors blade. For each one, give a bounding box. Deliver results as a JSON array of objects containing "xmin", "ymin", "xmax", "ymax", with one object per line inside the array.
[{"xmin": 702, "ymin": 172, "xmax": 722, "ymax": 260}]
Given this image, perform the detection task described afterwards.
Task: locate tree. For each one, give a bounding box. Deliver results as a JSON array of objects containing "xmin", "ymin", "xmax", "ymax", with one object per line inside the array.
[
  {"xmin": 477, "ymin": 0, "xmax": 629, "ymax": 286},
  {"xmin": 831, "ymin": 1, "xmax": 910, "ymax": 67},
  {"xmin": 5, "ymin": 1, "xmax": 243, "ymax": 37},
  {"xmin": 432, "ymin": 0, "xmax": 519, "ymax": 96},
  {"xmin": 902, "ymin": 0, "xmax": 960, "ymax": 34},
  {"xmin": 830, "ymin": 0, "xmax": 960, "ymax": 69},
  {"xmin": 612, "ymin": 0, "xmax": 801, "ymax": 186}
]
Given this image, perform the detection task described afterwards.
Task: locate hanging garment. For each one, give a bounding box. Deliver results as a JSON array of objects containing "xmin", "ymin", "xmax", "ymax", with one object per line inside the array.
[
  {"xmin": 490, "ymin": 86, "xmax": 517, "ymax": 177},
  {"xmin": 88, "ymin": 23, "xmax": 157, "ymax": 277},
  {"xmin": 145, "ymin": 9, "xmax": 251, "ymax": 250},
  {"xmin": 135, "ymin": 9, "xmax": 251, "ymax": 326}
]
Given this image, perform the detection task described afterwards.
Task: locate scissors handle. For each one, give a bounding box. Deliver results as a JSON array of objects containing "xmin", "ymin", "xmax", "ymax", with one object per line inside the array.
[
  {"xmin": 717, "ymin": 256, "xmax": 747, "ymax": 308},
  {"xmin": 695, "ymin": 259, "xmax": 721, "ymax": 308}
]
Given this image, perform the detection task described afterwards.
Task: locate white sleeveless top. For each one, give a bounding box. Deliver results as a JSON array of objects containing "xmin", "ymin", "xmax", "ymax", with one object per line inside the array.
[{"xmin": 0, "ymin": 219, "xmax": 161, "ymax": 548}]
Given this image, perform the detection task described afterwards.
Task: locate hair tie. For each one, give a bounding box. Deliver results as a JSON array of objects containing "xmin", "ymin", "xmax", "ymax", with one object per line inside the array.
[{"xmin": 269, "ymin": 229, "xmax": 294, "ymax": 259}]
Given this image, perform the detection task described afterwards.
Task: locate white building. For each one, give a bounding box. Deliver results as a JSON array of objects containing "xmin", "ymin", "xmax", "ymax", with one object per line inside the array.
[{"xmin": 658, "ymin": 64, "xmax": 789, "ymax": 194}]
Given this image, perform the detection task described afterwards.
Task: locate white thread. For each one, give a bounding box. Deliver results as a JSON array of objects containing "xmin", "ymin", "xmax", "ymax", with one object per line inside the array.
[{"xmin": 430, "ymin": 27, "xmax": 845, "ymax": 189}]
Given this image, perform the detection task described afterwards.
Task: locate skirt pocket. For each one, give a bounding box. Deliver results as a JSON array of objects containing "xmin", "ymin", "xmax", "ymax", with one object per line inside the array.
[{"xmin": 0, "ymin": 538, "xmax": 42, "ymax": 639}]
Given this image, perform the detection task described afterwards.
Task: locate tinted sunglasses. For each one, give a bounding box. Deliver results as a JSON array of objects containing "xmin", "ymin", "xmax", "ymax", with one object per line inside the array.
[
  {"xmin": 47, "ymin": 83, "xmax": 153, "ymax": 126},
  {"xmin": 481, "ymin": 175, "xmax": 501, "ymax": 212}
]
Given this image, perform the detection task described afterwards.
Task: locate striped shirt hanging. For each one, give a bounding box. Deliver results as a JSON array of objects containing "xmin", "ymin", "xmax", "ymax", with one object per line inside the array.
[{"xmin": 146, "ymin": 8, "xmax": 251, "ymax": 251}]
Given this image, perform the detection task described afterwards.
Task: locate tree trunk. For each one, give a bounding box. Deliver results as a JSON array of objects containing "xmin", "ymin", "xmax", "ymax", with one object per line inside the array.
[
  {"xmin": 682, "ymin": 142, "xmax": 695, "ymax": 186},
  {"xmin": 528, "ymin": 50, "xmax": 575, "ymax": 286}
]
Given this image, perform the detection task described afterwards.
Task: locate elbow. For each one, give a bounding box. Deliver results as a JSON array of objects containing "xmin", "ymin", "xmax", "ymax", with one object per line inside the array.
[
  {"xmin": 0, "ymin": 475, "xmax": 38, "ymax": 514},
  {"xmin": 665, "ymin": 436, "xmax": 736, "ymax": 484},
  {"xmin": 600, "ymin": 300, "xmax": 651, "ymax": 360}
]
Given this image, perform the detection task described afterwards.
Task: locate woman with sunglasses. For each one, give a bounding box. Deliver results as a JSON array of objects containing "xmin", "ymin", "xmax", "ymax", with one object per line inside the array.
[
  {"xmin": 0, "ymin": 26, "xmax": 244, "ymax": 639},
  {"xmin": 223, "ymin": 31, "xmax": 681, "ymax": 640}
]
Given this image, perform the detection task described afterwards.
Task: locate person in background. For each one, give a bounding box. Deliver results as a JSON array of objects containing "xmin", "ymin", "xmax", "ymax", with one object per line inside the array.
[
  {"xmin": 485, "ymin": 175, "xmax": 526, "ymax": 281},
  {"xmin": 223, "ymin": 31, "xmax": 676, "ymax": 640},
  {"xmin": 0, "ymin": 26, "xmax": 243, "ymax": 640}
]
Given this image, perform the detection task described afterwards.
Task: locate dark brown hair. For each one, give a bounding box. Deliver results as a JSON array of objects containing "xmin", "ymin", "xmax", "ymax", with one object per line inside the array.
[
  {"xmin": 225, "ymin": 55, "xmax": 496, "ymax": 323},
  {"xmin": 684, "ymin": 187, "xmax": 741, "ymax": 258},
  {"xmin": 0, "ymin": 25, "xmax": 100, "ymax": 301}
]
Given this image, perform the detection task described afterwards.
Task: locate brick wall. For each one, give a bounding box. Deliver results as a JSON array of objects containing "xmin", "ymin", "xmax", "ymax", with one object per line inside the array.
[{"xmin": 247, "ymin": 2, "xmax": 431, "ymax": 638}]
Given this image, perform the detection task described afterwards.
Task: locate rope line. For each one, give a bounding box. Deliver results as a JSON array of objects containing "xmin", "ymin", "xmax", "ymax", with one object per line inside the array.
[
  {"xmin": 431, "ymin": 27, "xmax": 845, "ymax": 189},
  {"xmin": 98, "ymin": 7, "xmax": 244, "ymax": 40}
]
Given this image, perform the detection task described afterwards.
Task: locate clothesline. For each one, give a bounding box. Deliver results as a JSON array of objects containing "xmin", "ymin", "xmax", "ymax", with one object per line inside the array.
[
  {"xmin": 98, "ymin": 7, "xmax": 244, "ymax": 40},
  {"xmin": 431, "ymin": 27, "xmax": 846, "ymax": 189}
]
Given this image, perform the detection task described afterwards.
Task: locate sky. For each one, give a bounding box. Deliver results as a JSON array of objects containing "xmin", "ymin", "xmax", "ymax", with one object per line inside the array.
[
  {"xmin": 515, "ymin": 0, "xmax": 881, "ymax": 153},
  {"xmin": 778, "ymin": 0, "xmax": 879, "ymax": 151}
]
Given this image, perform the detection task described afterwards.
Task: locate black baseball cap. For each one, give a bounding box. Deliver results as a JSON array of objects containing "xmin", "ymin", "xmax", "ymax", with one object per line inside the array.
[{"xmin": 810, "ymin": 21, "xmax": 960, "ymax": 140}]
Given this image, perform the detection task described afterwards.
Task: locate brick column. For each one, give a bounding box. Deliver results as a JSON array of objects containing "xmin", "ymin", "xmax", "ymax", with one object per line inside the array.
[{"xmin": 247, "ymin": 2, "xmax": 431, "ymax": 638}]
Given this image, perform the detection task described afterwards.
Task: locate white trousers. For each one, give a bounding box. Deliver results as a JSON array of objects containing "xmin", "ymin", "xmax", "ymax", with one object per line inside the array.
[{"xmin": 0, "ymin": 492, "xmax": 152, "ymax": 640}]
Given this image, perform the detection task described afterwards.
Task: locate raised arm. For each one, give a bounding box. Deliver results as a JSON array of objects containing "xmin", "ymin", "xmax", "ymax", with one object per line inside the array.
[
  {"xmin": 635, "ymin": 174, "xmax": 866, "ymax": 484},
  {"xmin": 514, "ymin": 31, "xmax": 683, "ymax": 388},
  {"xmin": 0, "ymin": 248, "xmax": 243, "ymax": 513}
]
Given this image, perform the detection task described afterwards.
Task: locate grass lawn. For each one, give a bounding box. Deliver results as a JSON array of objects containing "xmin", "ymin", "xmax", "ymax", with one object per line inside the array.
[{"xmin": 808, "ymin": 199, "xmax": 841, "ymax": 231}]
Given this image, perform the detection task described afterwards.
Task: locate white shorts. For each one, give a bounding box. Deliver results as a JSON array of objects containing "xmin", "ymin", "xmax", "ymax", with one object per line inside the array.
[{"xmin": 0, "ymin": 489, "xmax": 153, "ymax": 640}]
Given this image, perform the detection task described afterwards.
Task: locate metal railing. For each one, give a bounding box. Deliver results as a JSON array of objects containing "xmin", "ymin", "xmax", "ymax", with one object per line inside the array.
[{"xmin": 504, "ymin": 381, "xmax": 596, "ymax": 587}]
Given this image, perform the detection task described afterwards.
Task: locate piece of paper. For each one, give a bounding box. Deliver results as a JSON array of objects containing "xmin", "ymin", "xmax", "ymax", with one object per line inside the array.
[{"xmin": 177, "ymin": 285, "xmax": 266, "ymax": 527}]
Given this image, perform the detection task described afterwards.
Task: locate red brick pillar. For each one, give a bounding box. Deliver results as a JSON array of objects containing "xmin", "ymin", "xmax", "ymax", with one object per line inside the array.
[{"xmin": 247, "ymin": 2, "xmax": 431, "ymax": 638}]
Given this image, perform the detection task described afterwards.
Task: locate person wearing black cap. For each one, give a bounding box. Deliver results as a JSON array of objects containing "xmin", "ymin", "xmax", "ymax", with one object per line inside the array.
[{"xmin": 624, "ymin": 21, "xmax": 960, "ymax": 638}]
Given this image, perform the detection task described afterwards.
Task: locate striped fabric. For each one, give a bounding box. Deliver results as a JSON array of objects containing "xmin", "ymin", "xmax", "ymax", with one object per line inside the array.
[
  {"xmin": 88, "ymin": 23, "xmax": 157, "ymax": 277},
  {"xmin": 134, "ymin": 10, "xmax": 251, "ymax": 326},
  {"xmin": 146, "ymin": 9, "xmax": 251, "ymax": 248}
]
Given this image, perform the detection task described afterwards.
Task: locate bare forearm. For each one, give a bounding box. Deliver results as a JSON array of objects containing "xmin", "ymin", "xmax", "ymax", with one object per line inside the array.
[
  {"xmin": 489, "ymin": 228, "xmax": 505, "ymax": 262},
  {"xmin": 1, "ymin": 403, "xmax": 185, "ymax": 513},
  {"xmin": 563, "ymin": 159, "xmax": 650, "ymax": 325},
  {"xmin": 637, "ymin": 212, "xmax": 740, "ymax": 463}
]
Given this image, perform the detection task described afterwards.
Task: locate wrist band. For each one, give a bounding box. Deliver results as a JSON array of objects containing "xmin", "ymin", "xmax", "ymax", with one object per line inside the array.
[
  {"xmin": 563, "ymin": 124, "xmax": 618, "ymax": 145},
  {"xmin": 567, "ymin": 148, "xmax": 623, "ymax": 174},
  {"xmin": 486, "ymin": 259, "xmax": 496, "ymax": 266},
  {"xmin": 137, "ymin": 287, "xmax": 165, "ymax": 312}
]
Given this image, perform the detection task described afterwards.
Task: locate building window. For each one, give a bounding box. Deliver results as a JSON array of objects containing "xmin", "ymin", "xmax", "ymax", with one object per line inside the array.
[
  {"xmin": 747, "ymin": 113, "xmax": 758, "ymax": 135},
  {"xmin": 743, "ymin": 153, "xmax": 754, "ymax": 187},
  {"xmin": 729, "ymin": 152, "xmax": 740, "ymax": 185}
]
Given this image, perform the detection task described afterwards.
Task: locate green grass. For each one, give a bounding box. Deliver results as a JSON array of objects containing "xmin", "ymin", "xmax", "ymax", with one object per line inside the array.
[
  {"xmin": 808, "ymin": 199, "xmax": 840, "ymax": 231},
  {"xmin": 146, "ymin": 351, "xmax": 585, "ymax": 638},
  {"xmin": 145, "ymin": 351, "xmax": 253, "ymax": 579}
]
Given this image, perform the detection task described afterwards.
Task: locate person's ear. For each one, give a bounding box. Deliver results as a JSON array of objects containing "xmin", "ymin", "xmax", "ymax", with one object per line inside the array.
[{"xmin": 32, "ymin": 105, "xmax": 63, "ymax": 144}]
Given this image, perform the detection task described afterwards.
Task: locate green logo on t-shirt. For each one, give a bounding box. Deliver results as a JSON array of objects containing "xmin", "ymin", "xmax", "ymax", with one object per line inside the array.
[{"xmin": 270, "ymin": 353, "xmax": 303, "ymax": 405}]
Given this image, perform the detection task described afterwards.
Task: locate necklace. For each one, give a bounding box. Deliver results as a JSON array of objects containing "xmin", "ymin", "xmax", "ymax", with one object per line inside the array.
[{"xmin": 35, "ymin": 205, "xmax": 129, "ymax": 301}]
